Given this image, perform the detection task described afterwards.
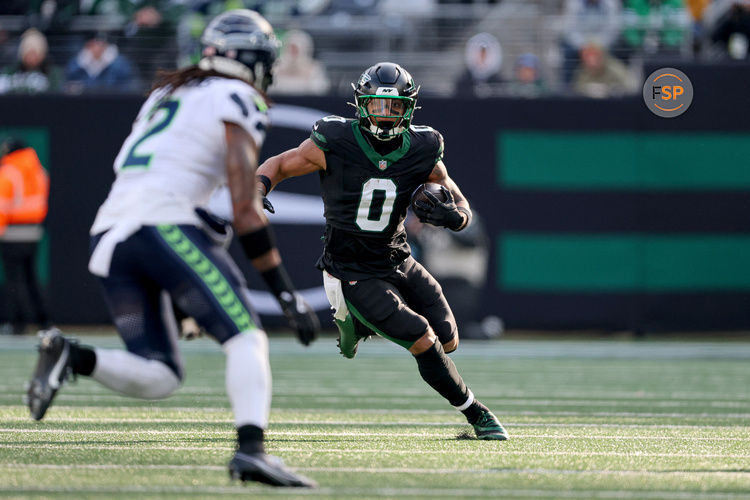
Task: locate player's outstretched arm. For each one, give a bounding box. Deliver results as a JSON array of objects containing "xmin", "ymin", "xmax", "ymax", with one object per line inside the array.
[
  {"xmin": 256, "ymin": 139, "xmax": 326, "ymax": 198},
  {"xmin": 224, "ymin": 122, "xmax": 319, "ymax": 345},
  {"xmin": 415, "ymin": 161, "xmax": 472, "ymax": 231}
]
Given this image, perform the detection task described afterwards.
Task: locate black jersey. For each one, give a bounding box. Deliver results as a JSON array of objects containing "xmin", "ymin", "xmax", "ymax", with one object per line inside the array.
[{"xmin": 310, "ymin": 116, "xmax": 444, "ymax": 280}]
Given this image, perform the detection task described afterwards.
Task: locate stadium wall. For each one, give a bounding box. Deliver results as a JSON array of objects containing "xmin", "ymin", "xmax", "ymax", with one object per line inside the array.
[{"xmin": 1, "ymin": 67, "xmax": 748, "ymax": 332}]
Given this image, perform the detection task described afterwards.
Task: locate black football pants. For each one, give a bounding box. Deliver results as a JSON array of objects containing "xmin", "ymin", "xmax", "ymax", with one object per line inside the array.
[{"xmin": 341, "ymin": 256, "xmax": 457, "ymax": 349}]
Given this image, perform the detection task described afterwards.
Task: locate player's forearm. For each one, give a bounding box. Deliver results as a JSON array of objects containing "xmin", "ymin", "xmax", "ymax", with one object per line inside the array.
[{"xmin": 256, "ymin": 154, "xmax": 286, "ymax": 195}]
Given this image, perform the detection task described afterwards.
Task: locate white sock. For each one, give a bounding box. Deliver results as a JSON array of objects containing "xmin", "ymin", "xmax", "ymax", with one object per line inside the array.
[
  {"xmin": 91, "ymin": 349, "xmax": 181, "ymax": 399},
  {"xmin": 223, "ymin": 331, "xmax": 271, "ymax": 429}
]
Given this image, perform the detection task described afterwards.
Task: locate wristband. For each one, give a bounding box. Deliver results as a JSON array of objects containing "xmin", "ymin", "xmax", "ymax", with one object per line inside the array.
[
  {"xmin": 454, "ymin": 207, "xmax": 472, "ymax": 231},
  {"xmin": 239, "ymin": 225, "xmax": 276, "ymax": 260},
  {"xmin": 260, "ymin": 265, "xmax": 295, "ymax": 298},
  {"xmin": 257, "ymin": 175, "xmax": 272, "ymax": 196}
]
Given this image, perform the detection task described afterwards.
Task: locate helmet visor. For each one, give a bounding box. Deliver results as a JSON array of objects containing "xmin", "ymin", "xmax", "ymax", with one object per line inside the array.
[{"xmin": 363, "ymin": 97, "xmax": 411, "ymax": 130}]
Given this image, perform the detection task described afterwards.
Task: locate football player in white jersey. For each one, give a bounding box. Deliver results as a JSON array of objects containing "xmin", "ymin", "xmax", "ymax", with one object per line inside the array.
[{"xmin": 25, "ymin": 10, "xmax": 319, "ymax": 488}]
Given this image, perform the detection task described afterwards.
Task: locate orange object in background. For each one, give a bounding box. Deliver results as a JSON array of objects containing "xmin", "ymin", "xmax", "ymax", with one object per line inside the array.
[{"xmin": 0, "ymin": 147, "xmax": 49, "ymax": 237}]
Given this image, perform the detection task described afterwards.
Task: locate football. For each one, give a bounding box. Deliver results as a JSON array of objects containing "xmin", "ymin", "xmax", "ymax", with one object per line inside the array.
[{"xmin": 411, "ymin": 183, "xmax": 447, "ymax": 212}]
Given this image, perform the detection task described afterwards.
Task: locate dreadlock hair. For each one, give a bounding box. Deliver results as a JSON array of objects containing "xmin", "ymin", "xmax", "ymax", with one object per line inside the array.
[{"xmin": 148, "ymin": 65, "xmax": 254, "ymax": 97}]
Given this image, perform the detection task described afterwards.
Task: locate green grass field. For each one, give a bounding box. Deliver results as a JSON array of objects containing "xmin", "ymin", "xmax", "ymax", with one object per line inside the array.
[{"xmin": 1, "ymin": 332, "xmax": 749, "ymax": 499}]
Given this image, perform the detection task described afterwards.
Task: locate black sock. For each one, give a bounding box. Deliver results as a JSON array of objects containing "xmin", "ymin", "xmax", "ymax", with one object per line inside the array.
[
  {"xmin": 237, "ymin": 424, "xmax": 265, "ymax": 454},
  {"xmin": 413, "ymin": 341, "xmax": 472, "ymax": 408},
  {"xmin": 462, "ymin": 400, "xmax": 489, "ymax": 425},
  {"xmin": 70, "ymin": 344, "xmax": 96, "ymax": 376}
]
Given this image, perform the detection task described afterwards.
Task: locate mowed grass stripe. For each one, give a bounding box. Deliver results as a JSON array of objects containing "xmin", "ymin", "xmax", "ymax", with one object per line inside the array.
[
  {"xmin": 0, "ymin": 486, "xmax": 748, "ymax": 500},
  {"xmin": 2, "ymin": 443, "xmax": 748, "ymax": 458},
  {"xmin": 0, "ymin": 486, "xmax": 746, "ymax": 500},
  {"xmin": 4, "ymin": 463, "xmax": 750, "ymax": 477},
  {"xmin": 2, "ymin": 428, "xmax": 749, "ymax": 442},
  {"xmin": 4, "ymin": 391, "xmax": 750, "ymax": 410}
]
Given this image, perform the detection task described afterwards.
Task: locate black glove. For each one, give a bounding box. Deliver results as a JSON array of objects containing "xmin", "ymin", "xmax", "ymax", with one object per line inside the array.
[
  {"xmin": 412, "ymin": 188, "xmax": 466, "ymax": 231},
  {"xmin": 262, "ymin": 195, "xmax": 275, "ymax": 214},
  {"xmin": 277, "ymin": 291, "xmax": 319, "ymax": 346}
]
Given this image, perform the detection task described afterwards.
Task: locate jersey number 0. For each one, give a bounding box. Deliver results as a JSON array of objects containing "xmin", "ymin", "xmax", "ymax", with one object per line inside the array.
[{"xmin": 356, "ymin": 178, "xmax": 397, "ymax": 232}]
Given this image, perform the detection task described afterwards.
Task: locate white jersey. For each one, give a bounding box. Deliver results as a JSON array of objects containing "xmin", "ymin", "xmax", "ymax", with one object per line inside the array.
[{"xmin": 90, "ymin": 77, "xmax": 268, "ymax": 235}]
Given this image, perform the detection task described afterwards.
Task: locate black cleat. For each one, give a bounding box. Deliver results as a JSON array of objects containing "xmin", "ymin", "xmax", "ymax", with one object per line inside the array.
[
  {"xmin": 25, "ymin": 328, "xmax": 73, "ymax": 421},
  {"xmin": 228, "ymin": 451, "xmax": 316, "ymax": 488}
]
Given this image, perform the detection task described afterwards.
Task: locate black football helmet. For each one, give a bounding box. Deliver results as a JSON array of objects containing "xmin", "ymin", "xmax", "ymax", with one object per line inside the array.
[
  {"xmin": 352, "ymin": 62, "xmax": 419, "ymax": 141},
  {"xmin": 199, "ymin": 9, "xmax": 280, "ymax": 92}
]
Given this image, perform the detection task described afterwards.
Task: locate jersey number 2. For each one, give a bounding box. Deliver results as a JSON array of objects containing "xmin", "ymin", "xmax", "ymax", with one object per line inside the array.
[
  {"xmin": 356, "ymin": 178, "xmax": 397, "ymax": 232},
  {"xmin": 121, "ymin": 99, "xmax": 180, "ymax": 169}
]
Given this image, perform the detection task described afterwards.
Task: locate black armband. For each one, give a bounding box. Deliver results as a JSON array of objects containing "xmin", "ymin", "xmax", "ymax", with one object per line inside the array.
[
  {"xmin": 239, "ymin": 225, "xmax": 276, "ymax": 260},
  {"xmin": 454, "ymin": 207, "xmax": 472, "ymax": 232},
  {"xmin": 257, "ymin": 174, "xmax": 272, "ymax": 196},
  {"xmin": 260, "ymin": 265, "xmax": 295, "ymax": 298}
]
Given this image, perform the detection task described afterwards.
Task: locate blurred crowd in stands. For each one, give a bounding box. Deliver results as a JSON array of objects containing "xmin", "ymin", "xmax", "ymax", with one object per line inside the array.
[{"xmin": 0, "ymin": 0, "xmax": 748, "ymax": 98}]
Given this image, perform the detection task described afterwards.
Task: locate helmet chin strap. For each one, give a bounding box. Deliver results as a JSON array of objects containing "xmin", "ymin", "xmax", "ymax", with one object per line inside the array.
[
  {"xmin": 199, "ymin": 56, "xmax": 254, "ymax": 85},
  {"xmin": 367, "ymin": 120, "xmax": 405, "ymax": 141}
]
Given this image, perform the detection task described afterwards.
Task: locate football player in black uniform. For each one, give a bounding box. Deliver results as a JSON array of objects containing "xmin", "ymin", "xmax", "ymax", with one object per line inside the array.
[{"xmin": 256, "ymin": 62, "xmax": 507, "ymax": 440}]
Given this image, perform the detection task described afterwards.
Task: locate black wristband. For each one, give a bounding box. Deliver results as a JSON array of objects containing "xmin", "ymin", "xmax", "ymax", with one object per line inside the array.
[
  {"xmin": 454, "ymin": 207, "xmax": 472, "ymax": 231},
  {"xmin": 257, "ymin": 175, "xmax": 272, "ymax": 196},
  {"xmin": 239, "ymin": 225, "xmax": 276, "ymax": 260},
  {"xmin": 260, "ymin": 265, "xmax": 295, "ymax": 298}
]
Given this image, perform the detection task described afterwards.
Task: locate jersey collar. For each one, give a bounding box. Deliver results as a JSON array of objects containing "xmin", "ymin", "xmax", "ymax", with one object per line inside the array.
[{"xmin": 351, "ymin": 121, "xmax": 411, "ymax": 171}]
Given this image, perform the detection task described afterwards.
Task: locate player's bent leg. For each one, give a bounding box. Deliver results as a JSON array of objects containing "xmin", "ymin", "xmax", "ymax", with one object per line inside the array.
[
  {"xmin": 323, "ymin": 271, "xmax": 373, "ymax": 359},
  {"xmin": 442, "ymin": 336, "xmax": 459, "ymax": 353},
  {"xmin": 91, "ymin": 349, "xmax": 181, "ymax": 399},
  {"xmin": 398, "ymin": 258, "xmax": 459, "ymax": 352},
  {"xmin": 411, "ymin": 329, "xmax": 508, "ymax": 441}
]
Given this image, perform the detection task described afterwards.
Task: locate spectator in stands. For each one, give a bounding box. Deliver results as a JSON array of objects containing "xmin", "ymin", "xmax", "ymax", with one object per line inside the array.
[
  {"xmin": 619, "ymin": 0, "xmax": 690, "ymax": 59},
  {"xmin": 686, "ymin": 0, "xmax": 713, "ymax": 54},
  {"xmin": 573, "ymin": 43, "xmax": 637, "ymax": 98},
  {"xmin": 709, "ymin": 1, "xmax": 750, "ymax": 59},
  {"xmin": 120, "ymin": 1, "xmax": 183, "ymax": 80},
  {"xmin": 0, "ymin": 138, "xmax": 52, "ymax": 336},
  {"xmin": 560, "ymin": 0, "xmax": 621, "ymax": 85},
  {"xmin": 508, "ymin": 53, "xmax": 546, "ymax": 98},
  {"xmin": 455, "ymin": 32, "xmax": 504, "ymax": 98},
  {"xmin": 0, "ymin": 28, "xmax": 62, "ymax": 94},
  {"xmin": 64, "ymin": 31, "xmax": 138, "ymax": 93},
  {"xmin": 268, "ymin": 29, "xmax": 330, "ymax": 95}
]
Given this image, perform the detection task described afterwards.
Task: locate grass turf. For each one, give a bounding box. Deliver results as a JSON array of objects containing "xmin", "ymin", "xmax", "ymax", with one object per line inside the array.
[{"xmin": 0, "ymin": 333, "xmax": 748, "ymax": 499}]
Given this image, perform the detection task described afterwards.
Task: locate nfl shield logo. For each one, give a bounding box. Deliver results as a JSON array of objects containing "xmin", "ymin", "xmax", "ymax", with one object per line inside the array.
[{"xmin": 378, "ymin": 160, "xmax": 387, "ymax": 170}]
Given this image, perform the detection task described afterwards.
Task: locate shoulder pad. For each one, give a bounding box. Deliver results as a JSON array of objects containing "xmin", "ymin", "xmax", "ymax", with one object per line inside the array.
[
  {"xmin": 411, "ymin": 125, "xmax": 444, "ymax": 163},
  {"xmin": 310, "ymin": 116, "xmax": 350, "ymax": 151}
]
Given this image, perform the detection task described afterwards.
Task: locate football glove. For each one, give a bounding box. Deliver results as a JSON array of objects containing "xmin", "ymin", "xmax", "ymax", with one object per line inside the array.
[
  {"xmin": 277, "ymin": 291, "xmax": 319, "ymax": 346},
  {"xmin": 412, "ymin": 188, "xmax": 466, "ymax": 231}
]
